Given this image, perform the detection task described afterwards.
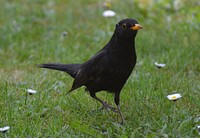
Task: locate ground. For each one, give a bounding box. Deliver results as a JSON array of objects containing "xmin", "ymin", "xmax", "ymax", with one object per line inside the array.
[{"xmin": 0, "ymin": 0, "xmax": 199, "ymax": 137}]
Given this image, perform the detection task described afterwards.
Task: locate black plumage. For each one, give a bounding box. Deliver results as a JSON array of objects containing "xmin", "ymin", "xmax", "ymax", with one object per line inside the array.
[{"xmin": 37, "ymin": 18, "xmax": 142, "ymax": 123}]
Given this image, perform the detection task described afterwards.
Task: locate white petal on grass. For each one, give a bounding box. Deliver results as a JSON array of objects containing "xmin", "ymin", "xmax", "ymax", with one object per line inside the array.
[
  {"xmin": 0, "ymin": 126, "xmax": 10, "ymax": 133},
  {"xmin": 167, "ymin": 93, "xmax": 182, "ymax": 101},
  {"xmin": 27, "ymin": 89, "xmax": 37, "ymax": 94},
  {"xmin": 154, "ymin": 62, "xmax": 166, "ymax": 68},
  {"xmin": 102, "ymin": 10, "xmax": 116, "ymax": 17}
]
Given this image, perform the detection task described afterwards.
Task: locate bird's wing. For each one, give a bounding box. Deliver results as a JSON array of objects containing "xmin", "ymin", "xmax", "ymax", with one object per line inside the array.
[{"xmin": 68, "ymin": 49, "xmax": 109, "ymax": 92}]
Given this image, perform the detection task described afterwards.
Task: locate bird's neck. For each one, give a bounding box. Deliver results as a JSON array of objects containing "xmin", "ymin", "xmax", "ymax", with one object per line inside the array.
[
  {"xmin": 106, "ymin": 34, "xmax": 137, "ymax": 64},
  {"xmin": 109, "ymin": 33, "xmax": 136, "ymax": 53}
]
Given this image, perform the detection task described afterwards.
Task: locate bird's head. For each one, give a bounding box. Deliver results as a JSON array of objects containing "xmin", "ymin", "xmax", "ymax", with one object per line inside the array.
[{"xmin": 115, "ymin": 18, "xmax": 142, "ymax": 39}]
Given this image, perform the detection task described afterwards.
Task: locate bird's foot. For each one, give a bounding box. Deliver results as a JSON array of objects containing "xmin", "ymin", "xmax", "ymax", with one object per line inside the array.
[
  {"xmin": 100, "ymin": 102, "xmax": 118, "ymax": 113},
  {"xmin": 119, "ymin": 115, "xmax": 125, "ymax": 125}
]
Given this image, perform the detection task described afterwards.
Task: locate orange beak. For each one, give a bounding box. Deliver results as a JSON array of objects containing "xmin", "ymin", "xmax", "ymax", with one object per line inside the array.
[{"xmin": 130, "ymin": 24, "xmax": 143, "ymax": 30}]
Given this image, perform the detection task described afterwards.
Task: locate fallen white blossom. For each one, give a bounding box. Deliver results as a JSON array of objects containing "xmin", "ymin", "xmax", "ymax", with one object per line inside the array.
[
  {"xmin": 27, "ymin": 89, "xmax": 37, "ymax": 95},
  {"xmin": 154, "ymin": 62, "xmax": 166, "ymax": 68},
  {"xmin": 167, "ymin": 93, "xmax": 182, "ymax": 101},
  {"xmin": 102, "ymin": 10, "xmax": 116, "ymax": 17},
  {"xmin": 0, "ymin": 126, "xmax": 10, "ymax": 133}
]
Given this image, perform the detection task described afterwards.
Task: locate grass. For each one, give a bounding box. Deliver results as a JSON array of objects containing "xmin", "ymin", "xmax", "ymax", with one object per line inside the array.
[{"xmin": 0, "ymin": 0, "xmax": 199, "ymax": 137}]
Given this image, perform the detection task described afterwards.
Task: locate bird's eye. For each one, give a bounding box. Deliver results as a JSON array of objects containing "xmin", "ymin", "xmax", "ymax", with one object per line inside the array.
[{"xmin": 122, "ymin": 23, "xmax": 127, "ymax": 29}]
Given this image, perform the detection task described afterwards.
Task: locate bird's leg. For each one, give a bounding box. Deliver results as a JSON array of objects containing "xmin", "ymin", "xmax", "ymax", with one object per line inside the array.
[
  {"xmin": 90, "ymin": 93, "xmax": 117, "ymax": 112},
  {"xmin": 90, "ymin": 93, "xmax": 109, "ymax": 112},
  {"xmin": 117, "ymin": 105, "xmax": 125, "ymax": 124},
  {"xmin": 114, "ymin": 92, "xmax": 125, "ymax": 124}
]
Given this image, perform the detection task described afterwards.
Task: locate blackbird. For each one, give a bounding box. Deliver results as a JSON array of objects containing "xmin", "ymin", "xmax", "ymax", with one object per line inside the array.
[{"xmin": 37, "ymin": 18, "xmax": 142, "ymax": 123}]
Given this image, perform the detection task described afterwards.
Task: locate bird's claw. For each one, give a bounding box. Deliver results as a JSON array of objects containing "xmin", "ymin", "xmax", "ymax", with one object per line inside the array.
[{"xmin": 100, "ymin": 102, "xmax": 118, "ymax": 113}]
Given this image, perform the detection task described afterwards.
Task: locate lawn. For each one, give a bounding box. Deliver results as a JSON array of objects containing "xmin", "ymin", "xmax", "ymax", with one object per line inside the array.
[{"xmin": 0, "ymin": 0, "xmax": 199, "ymax": 137}]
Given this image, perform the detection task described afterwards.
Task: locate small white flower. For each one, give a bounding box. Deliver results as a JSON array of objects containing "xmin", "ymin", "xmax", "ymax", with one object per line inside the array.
[
  {"xmin": 27, "ymin": 89, "xmax": 37, "ymax": 95},
  {"xmin": 154, "ymin": 62, "xmax": 166, "ymax": 68},
  {"xmin": 60, "ymin": 31, "xmax": 68, "ymax": 41},
  {"xmin": 62, "ymin": 31, "xmax": 68, "ymax": 37},
  {"xmin": 0, "ymin": 126, "xmax": 10, "ymax": 133},
  {"xmin": 197, "ymin": 125, "xmax": 200, "ymax": 135},
  {"xmin": 167, "ymin": 93, "xmax": 182, "ymax": 101},
  {"xmin": 102, "ymin": 10, "xmax": 116, "ymax": 17}
]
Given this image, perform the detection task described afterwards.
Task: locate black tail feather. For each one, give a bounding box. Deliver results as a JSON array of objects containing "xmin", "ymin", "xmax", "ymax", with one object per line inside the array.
[{"xmin": 36, "ymin": 63, "xmax": 81, "ymax": 78}]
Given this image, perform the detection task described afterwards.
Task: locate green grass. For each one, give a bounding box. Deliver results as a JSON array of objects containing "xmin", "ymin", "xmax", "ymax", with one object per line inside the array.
[{"xmin": 0, "ymin": 0, "xmax": 199, "ymax": 137}]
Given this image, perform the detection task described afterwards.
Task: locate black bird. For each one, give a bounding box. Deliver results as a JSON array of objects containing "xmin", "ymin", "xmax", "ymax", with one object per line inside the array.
[{"xmin": 37, "ymin": 18, "xmax": 142, "ymax": 123}]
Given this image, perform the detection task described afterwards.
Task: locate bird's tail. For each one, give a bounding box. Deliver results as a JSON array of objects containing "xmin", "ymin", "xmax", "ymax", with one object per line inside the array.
[{"xmin": 36, "ymin": 63, "xmax": 81, "ymax": 78}]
